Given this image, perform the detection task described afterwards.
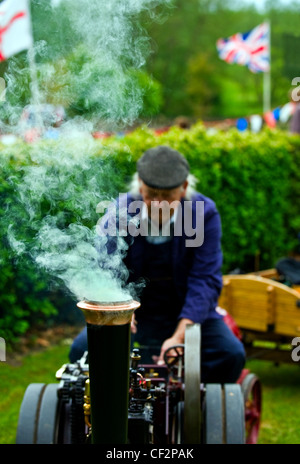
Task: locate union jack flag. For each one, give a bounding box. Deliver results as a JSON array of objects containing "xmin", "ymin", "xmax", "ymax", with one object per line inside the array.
[{"xmin": 216, "ymin": 22, "xmax": 270, "ymax": 73}]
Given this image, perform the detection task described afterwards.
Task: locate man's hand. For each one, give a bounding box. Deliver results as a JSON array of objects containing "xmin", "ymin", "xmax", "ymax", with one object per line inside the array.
[
  {"xmin": 154, "ymin": 335, "xmax": 183, "ymax": 365},
  {"xmin": 154, "ymin": 318, "xmax": 194, "ymax": 365}
]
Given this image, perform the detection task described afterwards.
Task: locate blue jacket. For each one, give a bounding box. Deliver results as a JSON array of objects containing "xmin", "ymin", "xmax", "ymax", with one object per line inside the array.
[{"xmin": 100, "ymin": 191, "xmax": 224, "ymax": 324}]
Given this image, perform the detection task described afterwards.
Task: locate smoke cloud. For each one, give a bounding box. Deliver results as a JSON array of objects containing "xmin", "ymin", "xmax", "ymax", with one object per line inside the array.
[{"xmin": 5, "ymin": 0, "xmax": 170, "ymax": 304}]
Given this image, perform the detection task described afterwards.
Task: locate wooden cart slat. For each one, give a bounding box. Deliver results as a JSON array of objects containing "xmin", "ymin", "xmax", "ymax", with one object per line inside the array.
[{"xmin": 219, "ymin": 274, "xmax": 300, "ymax": 338}]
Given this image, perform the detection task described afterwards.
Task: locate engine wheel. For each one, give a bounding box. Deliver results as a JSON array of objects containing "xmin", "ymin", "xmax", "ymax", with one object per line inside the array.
[
  {"xmin": 203, "ymin": 384, "xmax": 223, "ymax": 444},
  {"xmin": 183, "ymin": 324, "xmax": 201, "ymax": 444},
  {"xmin": 16, "ymin": 383, "xmax": 61, "ymax": 444},
  {"xmin": 203, "ymin": 383, "xmax": 245, "ymax": 444},
  {"xmin": 36, "ymin": 383, "xmax": 60, "ymax": 444},
  {"xmin": 224, "ymin": 384, "xmax": 245, "ymax": 444},
  {"xmin": 16, "ymin": 383, "xmax": 46, "ymax": 444}
]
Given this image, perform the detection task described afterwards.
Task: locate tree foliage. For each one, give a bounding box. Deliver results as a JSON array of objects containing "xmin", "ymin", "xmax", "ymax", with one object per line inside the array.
[
  {"xmin": 0, "ymin": 0, "xmax": 164, "ymax": 125},
  {"xmin": 1, "ymin": 0, "xmax": 300, "ymax": 123},
  {"xmin": 143, "ymin": 0, "xmax": 300, "ymax": 119}
]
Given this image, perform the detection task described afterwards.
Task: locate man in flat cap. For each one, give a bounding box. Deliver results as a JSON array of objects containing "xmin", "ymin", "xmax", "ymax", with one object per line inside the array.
[{"xmin": 70, "ymin": 145, "xmax": 245, "ymax": 383}]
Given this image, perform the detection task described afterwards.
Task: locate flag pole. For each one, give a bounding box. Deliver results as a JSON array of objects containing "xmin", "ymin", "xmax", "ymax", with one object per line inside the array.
[
  {"xmin": 263, "ymin": 20, "xmax": 271, "ymax": 113},
  {"xmin": 263, "ymin": 68, "xmax": 271, "ymax": 113}
]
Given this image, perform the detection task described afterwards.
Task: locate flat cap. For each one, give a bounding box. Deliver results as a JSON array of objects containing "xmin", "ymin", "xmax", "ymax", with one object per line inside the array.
[{"xmin": 137, "ymin": 145, "xmax": 190, "ymax": 189}]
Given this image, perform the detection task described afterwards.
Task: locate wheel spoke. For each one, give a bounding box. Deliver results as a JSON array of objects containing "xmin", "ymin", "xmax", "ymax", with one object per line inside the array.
[{"xmin": 241, "ymin": 374, "xmax": 262, "ymax": 444}]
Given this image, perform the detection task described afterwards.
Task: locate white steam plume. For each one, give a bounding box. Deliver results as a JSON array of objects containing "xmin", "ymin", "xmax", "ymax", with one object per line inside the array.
[{"xmin": 6, "ymin": 0, "xmax": 170, "ymax": 303}]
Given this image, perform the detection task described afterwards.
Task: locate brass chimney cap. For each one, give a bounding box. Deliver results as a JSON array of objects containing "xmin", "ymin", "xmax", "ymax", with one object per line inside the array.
[{"xmin": 77, "ymin": 299, "xmax": 141, "ymax": 326}]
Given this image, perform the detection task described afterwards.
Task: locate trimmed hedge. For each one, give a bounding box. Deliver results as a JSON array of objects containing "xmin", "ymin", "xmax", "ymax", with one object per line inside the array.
[{"xmin": 1, "ymin": 123, "xmax": 299, "ymax": 342}]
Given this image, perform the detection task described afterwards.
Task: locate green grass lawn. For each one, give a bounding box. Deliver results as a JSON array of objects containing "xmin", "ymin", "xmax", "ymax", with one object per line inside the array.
[{"xmin": 1, "ymin": 341, "xmax": 300, "ymax": 445}]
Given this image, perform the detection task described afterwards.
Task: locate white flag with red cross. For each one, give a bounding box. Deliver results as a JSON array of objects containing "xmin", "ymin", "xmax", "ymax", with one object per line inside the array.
[{"xmin": 0, "ymin": 0, "xmax": 33, "ymax": 62}]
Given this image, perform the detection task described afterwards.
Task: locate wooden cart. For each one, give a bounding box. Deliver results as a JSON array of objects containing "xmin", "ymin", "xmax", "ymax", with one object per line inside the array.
[{"xmin": 218, "ymin": 269, "xmax": 300, "ymax": 363}]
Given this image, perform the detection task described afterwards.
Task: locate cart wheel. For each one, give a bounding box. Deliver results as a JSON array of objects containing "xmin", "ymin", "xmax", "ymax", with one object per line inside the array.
[
  {"xmin": 203, "ymin": 384, "xmax": 245, "ymax": 444},
  {"xmin": 36, "ymin": 383, "xmax": 60, "ymax": 444},
  {"xmin": 224, "ymin": 384, "xmax": 245, "ymax": 444},
  {"xmin": 203, "ymin": 384, "xmax": 223, "ymax": 444},
  {"xmin": 241, "ymin": 373, "xmax": 262, "ymax": 444}
]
